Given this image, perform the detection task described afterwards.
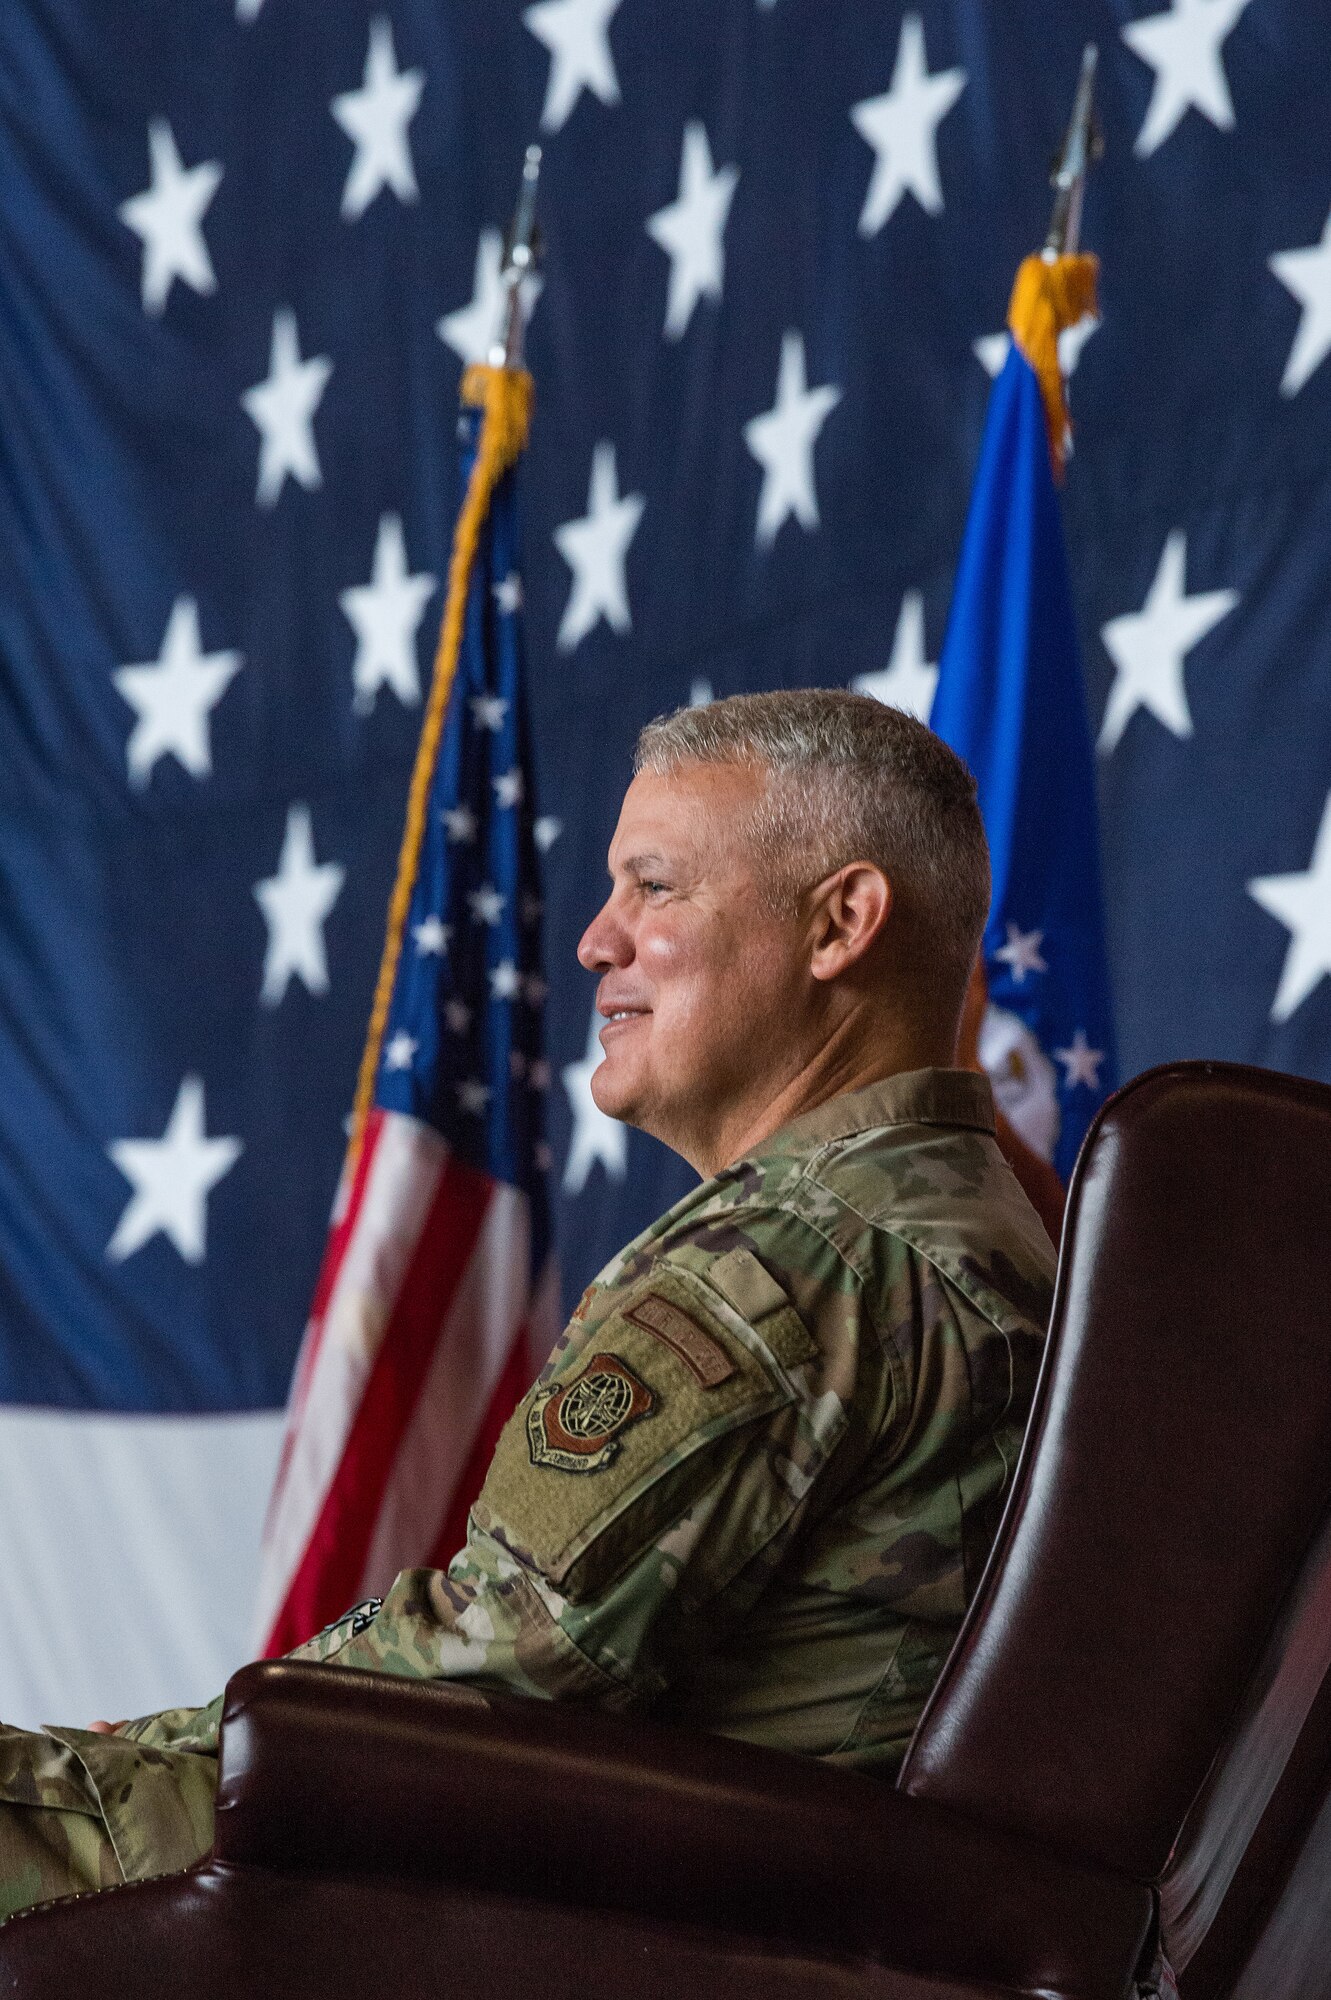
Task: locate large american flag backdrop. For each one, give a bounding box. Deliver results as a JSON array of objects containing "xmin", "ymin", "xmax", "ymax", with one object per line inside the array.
[{"xmin": 1, "ymin": 0, "xmax": 1328, "ymax": 1727}]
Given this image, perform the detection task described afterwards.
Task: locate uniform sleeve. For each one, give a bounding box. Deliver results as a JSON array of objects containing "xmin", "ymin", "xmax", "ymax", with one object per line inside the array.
[
  {"xmin": 123, "ymin": 1229, "xmax": 878, "ymax": 1733},
  {"xmin": 300, "ymin": 1242, "xmax": 868, "ymax": 1706},
  {"xmin": 114, "ymin": 1604, "xmax": 376, "ymax": 1754},
  {"xmin": 117, "ymin": 1695, "xmax": 224, "ymax": 1754},
  {"xmin": 115, "ymin": 1590, "xmax": 420, "ymax": 1754}
]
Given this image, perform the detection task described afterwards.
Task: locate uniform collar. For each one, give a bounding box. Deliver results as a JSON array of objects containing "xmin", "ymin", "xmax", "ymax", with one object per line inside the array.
[{"xmin": 748, "ymin": 1067, "xmax": 996, "ymax": 1160}]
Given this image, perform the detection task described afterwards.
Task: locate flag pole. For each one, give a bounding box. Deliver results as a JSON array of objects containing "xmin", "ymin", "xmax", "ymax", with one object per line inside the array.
[
  {"xmin": 1044, "ymin": 44, "xmax": 1101, "ymax": 261},
  {"xmin": 345, "ymin": 154, "xmax": 542, "ymax": 1171},
  {"xmin": 492, "ymin": 143, "xmax": 543, "ymax": 370}
]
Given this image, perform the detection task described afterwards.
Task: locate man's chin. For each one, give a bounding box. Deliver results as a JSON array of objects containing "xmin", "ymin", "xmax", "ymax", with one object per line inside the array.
[{"xmin": 589, "ymin": 1059, "xmax": 643, "ymax": 1130}]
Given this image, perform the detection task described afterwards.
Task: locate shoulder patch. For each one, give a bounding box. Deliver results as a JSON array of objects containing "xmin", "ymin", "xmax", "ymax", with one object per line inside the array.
[
  {"xmin": 528, "ymin": 1353, "xmax": 656, "ymax": 1472},
  {"xmin": 473, "ymin": 1263, "xmax": 799, "ymax": 1597}
]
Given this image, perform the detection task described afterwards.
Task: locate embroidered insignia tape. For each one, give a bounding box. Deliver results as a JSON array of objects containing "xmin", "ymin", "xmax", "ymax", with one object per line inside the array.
[{"xmin": 623, "ymin": 1291, "xmax": 737, "ymax": 1387}]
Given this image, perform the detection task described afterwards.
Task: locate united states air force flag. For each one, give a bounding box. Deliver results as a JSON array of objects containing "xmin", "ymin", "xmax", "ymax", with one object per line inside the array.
[
  {"xmin": 931, "ymin": 252, "xmax": 1118, "ymax": 1184},
  {"xmin": 257, "ymin": 364, "xmax": 558, "ymax": 1656}
]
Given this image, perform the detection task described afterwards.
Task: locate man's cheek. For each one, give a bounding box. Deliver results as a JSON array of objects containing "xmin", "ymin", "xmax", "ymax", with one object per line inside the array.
[{"xmin": 640, "ymin": 925, "xmax": 689, "ymax": 980}]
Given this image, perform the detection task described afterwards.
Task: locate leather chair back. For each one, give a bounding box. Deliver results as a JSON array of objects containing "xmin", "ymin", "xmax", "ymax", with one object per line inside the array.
[{"xmin": 900, "ymin": 1061, "xmax": 1331, "ymax": 1986}]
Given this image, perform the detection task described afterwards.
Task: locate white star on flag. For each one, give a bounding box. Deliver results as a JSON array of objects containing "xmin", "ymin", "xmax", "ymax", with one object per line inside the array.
[
  {"xmin": 849, "ymin": 14, "xmax": 966, "ymax": 237},
  {"xmin": 236, "ymin": 0, "xmax": 265, "ymax": 19},
  {"xmin": 253, "ymin": 804, "xmax": 345, "ymax": 1006},
  {"xmin": 470, "ymin": 695, "xmax": 509, "ymax": 731},
  {"xmin": 107, "ymin": 1076, "xmax": 242, "ymax": 1265},
  {"xmin": 646, "ymin": 122, "xmax": 739, "ymax": 340},
  {"xmin": 994, "ymin": 922, "xmax": 1048, "ymax": 982},
  {"xmin": 118, "ymin": 118, "xmax": 223, "ymax": 316},
  {"xmin": 972, "ymin": 332, "xmax": 1014, "ymax": 379},
  {"xmin": 554, "ymin": 441, "xmax": 645, "ymax": 651},
  {"xmin": 114, "ymin": 596, "xmax": 242, "ymax": 787},
  {"xmin": 533, "ymin": 816, "xmax": 563, "ymax": 852},
  {"xmin": 339, "ymin": 513, "xmax": 435, "ymax": 711},
  {"xmin": 1270, "ymin": 209, "xmax": 1331, "ymax": 398},
  {"xmin": 562, "ymin": 1010, "xmax": 628, "ymax": 1194},
  {"xmin": 457, "ymin": 1079, "xmax": 492, "ymax": 1116},
  {"xmin": 242, "ymin": 309, "xmax": 333, "ymax": 506},
  {"xmin": 744, "ymin": 331, "xmax": 842, "ymax": 547},
  {"xmin": 443, "ymin": 804, "xmax": 477, "ymax": 844},
  {"xmin": 972, "ymin": 314, "xmax": 1099, "ymax": 382},
  {"xmin": 445, "ymin": 1000, "xmax": 471, "ymax": 1034},
  {"xmin": 493, "ymin": 573, "xmax": 523, "ymax": 615},
  {"xmin": 689, "ymin": 678, "xmax": 714, "ymax": 707},
  {"xmin": 529, "ymin": 1059, "xmax": 552, "ymax": 1091},
  {"xmin": 437, "ymin": 229, "xmax": 544, "ymax": 367},
  {"xmin": 1054, "ymin": 1030, "xmax": 1106, "ymax": 1090},
  {"xmin": 489, "ymin": 959, "xmax": 522, "ymax": 1000},
  {"xmin": 1248, "ymin": 792, "xmax": 1331, "ymax": 1023},
  {"xmin": 468, "ymin": 883, "xmax": 506, "ymax": 927},
  {"xmin": 383, "ymin": 1031, "xmax": 417, "ymax": 1071},
  {"xmin": 524, "ymin": 0, "xmax": 624, "ymax": 133},
  {"xmin": 1099, "ymin": 531, "xmax": 1239, "ymax": 754},
  {"xmin": 492, "ymin": 767, "xmax": 524, "ymax": 809},
  {"xmin": 331, "ymin": 16, "xmax": 424, "ymax": 222},
  {"xmin": 1122, "ymin": 0, "xmax": 1251, "ymax": 158},
  {"xmin": 412, "ymin": 916, "xmax": 451, "ymax": 956},
  {"xmin": 853, "ymin": 592, "xmax": 938, "ymax": 722}
]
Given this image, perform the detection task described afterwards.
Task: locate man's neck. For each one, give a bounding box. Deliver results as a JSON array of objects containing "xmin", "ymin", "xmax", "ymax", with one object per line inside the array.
[{"xmin": 695, "ymin": 1013, "xmax": 954, "ymax": 1179}]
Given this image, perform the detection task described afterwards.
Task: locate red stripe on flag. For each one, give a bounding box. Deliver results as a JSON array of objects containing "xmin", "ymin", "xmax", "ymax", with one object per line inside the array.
[
  {"xmin": 425, "ymin": 1322, "xmax": 534, "ymax": 1574},
  {"xmin": 262, "ymin": 1151, "xmax": 494, "ymax": 1655},
  {"xmin": 263, "ymin": 1109, "xmax": 388, "ymax": 1539}
]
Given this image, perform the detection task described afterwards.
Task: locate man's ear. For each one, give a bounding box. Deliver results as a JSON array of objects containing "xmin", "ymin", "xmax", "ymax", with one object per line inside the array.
[{"xmin": 808, "ymin": 863, "xmax": 892, "ymax": 983}]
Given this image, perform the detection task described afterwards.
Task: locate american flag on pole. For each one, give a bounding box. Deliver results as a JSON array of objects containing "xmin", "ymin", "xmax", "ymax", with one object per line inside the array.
[{"xmin": 256, "ymin": 360, "xmax": 557, "ymax": 1657}]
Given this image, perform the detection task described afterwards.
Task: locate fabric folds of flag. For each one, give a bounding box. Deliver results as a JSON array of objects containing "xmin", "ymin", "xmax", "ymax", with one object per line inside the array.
[
  {"xmin": 931, "ymin": 253, "xmax": 1117, "ymax": 1183},
  {"xmin": 256, "ymin": 364, "xmax": 556, "ymax": 1656}
]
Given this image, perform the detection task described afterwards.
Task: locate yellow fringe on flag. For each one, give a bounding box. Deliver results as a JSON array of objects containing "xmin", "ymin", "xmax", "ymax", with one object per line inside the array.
[
  {"xmin": 344, "ymin": 362, "xmax": 534, "ymax": 1174},
  {"xmin": 1007, "ymin": 252, "xmax": 1099, "ymax": 483}
]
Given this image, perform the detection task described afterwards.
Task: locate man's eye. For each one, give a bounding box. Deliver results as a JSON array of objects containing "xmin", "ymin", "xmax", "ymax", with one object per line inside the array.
[{"xmin": 641, "ymin": 880, "xmax": 669, "ymax": 896}]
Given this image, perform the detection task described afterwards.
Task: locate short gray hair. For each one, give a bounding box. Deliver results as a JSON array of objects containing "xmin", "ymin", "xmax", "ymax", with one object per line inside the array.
[{"xmin": 634, "ymin": 688, "xmax": 990, "ymax": 1014}]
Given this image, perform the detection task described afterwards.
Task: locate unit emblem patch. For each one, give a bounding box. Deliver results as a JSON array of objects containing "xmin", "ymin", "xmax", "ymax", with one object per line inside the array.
[{"xmin": 527, "ymin": 1354, "xmax": 657, "ymax": 1473}]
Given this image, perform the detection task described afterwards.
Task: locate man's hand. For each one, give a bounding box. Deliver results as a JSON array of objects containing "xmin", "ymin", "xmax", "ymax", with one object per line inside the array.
[{"xmin": 88, "ymin": 1720, "xmax": 125, "ymax": 1735}]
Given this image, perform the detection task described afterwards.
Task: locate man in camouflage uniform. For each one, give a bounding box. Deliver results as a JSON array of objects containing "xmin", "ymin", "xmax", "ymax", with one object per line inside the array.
[{"xmin": 0, "ymin": 689, "xmax": 1055, "ymax": 1920}]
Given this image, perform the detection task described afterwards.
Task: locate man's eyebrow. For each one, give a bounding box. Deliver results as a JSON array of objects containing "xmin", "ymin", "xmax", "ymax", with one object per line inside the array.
[{"xmin": 610, "ymin": 849, "xmax": 684, "ymax": 883}]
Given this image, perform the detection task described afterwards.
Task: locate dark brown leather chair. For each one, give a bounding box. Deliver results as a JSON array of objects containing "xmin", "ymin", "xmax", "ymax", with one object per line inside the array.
[{"xmin": 5, "ymin": 1060, "xmax": 1331, "ymax": 2000}]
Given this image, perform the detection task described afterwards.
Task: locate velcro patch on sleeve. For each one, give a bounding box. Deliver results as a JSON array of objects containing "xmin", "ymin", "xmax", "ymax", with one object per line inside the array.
[
  {"xmin": 706, "ymin": 1247, "xmax": 819, "ymax": 1371},
  {"xmin": 473, "ymin": 1264, "xmax": 797, "ymax": 1597},
  {"xmin": 623, "ymin": 1292, "xmax": 736, "ymax": 1386}
]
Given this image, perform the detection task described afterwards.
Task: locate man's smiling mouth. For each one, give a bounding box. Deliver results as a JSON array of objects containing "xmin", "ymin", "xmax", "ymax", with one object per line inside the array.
[{"xmin": 599, "ymin": 1006, "xmax": 650, "ymax": 1037}]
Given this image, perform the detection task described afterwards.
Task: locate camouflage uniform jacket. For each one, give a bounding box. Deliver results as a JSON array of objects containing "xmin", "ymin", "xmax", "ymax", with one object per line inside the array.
[{"xmin": 6, "ymin": 1067, "xmax": 1053, "ymax": 1898}]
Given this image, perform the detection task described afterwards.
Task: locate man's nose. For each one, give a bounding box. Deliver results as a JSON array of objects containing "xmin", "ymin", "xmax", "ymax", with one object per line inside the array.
[{"xmin": 577, "ymin": 894, "xmax": 632, "ymax": 973}]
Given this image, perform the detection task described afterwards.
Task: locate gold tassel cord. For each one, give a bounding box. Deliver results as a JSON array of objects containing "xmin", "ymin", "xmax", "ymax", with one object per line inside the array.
[
  {"xmin": 344, "ymin": 363, "xmax": 534, "ymax": 1175},
  {"xmin": 1006, "ymin": 252, "xmax": 1099, "ymax": 482}
]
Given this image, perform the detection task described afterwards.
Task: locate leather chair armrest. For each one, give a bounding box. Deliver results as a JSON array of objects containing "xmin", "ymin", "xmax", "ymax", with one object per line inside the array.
[{"xmin": 215, "ymin": 1662, "xmax": 1153, "ymax": 2000}]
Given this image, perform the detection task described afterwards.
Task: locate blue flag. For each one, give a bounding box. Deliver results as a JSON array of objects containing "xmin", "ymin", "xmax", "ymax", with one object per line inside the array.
[{"xmin": 931, "ymin": 256, "xmax": 1117, "ymax": 1183}]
